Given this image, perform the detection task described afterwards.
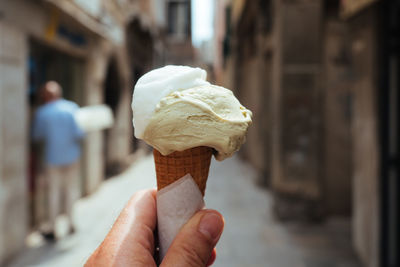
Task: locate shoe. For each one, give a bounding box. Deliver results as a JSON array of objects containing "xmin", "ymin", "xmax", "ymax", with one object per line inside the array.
[
  {"xmin": 69, "ymin": 226, "xmax": 76, "ymax": 235},
  {"xmin": 42, "ymin": 231, "xmax": 56, "ymax": 242}
]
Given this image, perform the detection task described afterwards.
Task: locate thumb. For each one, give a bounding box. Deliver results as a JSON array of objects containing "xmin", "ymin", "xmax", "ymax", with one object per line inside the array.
[{"xmin": 161, "ymin": 209, "xmax": 224, "ymax": 267}]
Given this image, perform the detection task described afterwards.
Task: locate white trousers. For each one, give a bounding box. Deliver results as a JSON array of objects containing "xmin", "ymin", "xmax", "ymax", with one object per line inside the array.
[{"xmin": 46, "ymin": 162, "xmax": 80, "ymax": 231}]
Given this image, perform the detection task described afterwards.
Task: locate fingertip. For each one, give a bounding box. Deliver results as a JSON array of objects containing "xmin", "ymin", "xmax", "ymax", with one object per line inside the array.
[
  {"xmin": 202, "ymin": 209, "xmax": 224, "ymax": 222},
  {"xmin": 198, "ymin": 210, "xmax": 224, "ymax": 243}
]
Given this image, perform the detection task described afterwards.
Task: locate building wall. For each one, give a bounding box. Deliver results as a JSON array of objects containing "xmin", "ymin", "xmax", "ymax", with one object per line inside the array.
[
  {"xmin": 225, "ymin": 0, "xmax": 356, "ymax": 220},
  {"xmin": 83, "ymin": 39, "xmax": 112, "ymax": 193},
  {"xmin": 222, "ymin": 0, "xmax": 381, "ymax": 264},
  {"xmin": 212, "ymin": 0, "xmax": 227, "ymax": 85},
  {"xmin": 0, "ymin": 0, "xmax": 141, "ymax": 263},
  {"xmin": 0, "ymin": 0, "xmax": 106, "ymax": 196},
  {"xmin": 104, "ymin": 45, "xmax": 133, "ymax": 174},
  {"xmin": 271, "ymin": 0, "xmax": 324, "ymax": 219},
  {"xmin": 235, "ymin": 52, "xmax": 272, "ymax": 184},
  {"xmin": 348, "ymin": 8, "xmax": 380, "ymax": 267},
  {"xmin": 322, "ymin": 19, "xmax": 353, "ymax": 216},
  {"xmin": 0, "ymin": 22, "xmax": 28, "ymax": 264},
  {"xmin": 225, "ymin": 0, "xmax": 272, "ymax": 185},
  {"xmin": 164, "ymin": 0, "xmax": 194, "ymax": 65},
  {"xmin": 237, "ymin": 56, "xmax": 270, "ymax": 170}
]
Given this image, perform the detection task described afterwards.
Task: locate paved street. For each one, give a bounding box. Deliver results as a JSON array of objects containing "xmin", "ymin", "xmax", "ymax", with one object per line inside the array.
[{"xmin": 7, "ymin": 154, "xmax": 361, "ymax": 267}]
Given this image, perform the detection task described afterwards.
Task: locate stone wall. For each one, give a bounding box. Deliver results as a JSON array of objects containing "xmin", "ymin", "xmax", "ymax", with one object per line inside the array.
[
  {"xmin": 235, "ymin": 53, "xmax": 272, "ymax": 184},
  {"xmin": 83, "ymin": 40, "xmax": 112, "ymax": 194},
  {"xmin": 271, "ymin": 0, "xmax": 324, "ymax": 219},
  {"xmin": 226, "ymin": 0, "xmax": 366, "ymax": 221},
  {"xmin": 348, "ymin": 8, "xmax": 380, "ymax": 267},
  {"xmin": 104, "ymin": 44, "xmax": 133, "ymax": 175},
  {"xmin": 0, "ymin": 22, "xmax": 28, "ymax": 265},
  {"xmin": 322, "ymin": 20, "xmax": 353, "ymax": 216},
  {"xmin": 223, "ymin": 0, "xmax": 381, "ymax": 264},
  {"xmin": 227, "ymin": 0, "xmax": 272, "ymax": 185},
  {"xmin": 0, "ymin": 2, "xmax": 137, "ymax": 264}
]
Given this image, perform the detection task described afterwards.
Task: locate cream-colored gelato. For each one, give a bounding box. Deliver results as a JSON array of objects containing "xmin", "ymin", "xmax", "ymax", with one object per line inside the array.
[
  {"xmin": 143, "ymin": 84, "xmax": 251, "ymax": 160},
  {"xmin": 132, "ymin": 65, "xmax": 252, "ymax": 160}
]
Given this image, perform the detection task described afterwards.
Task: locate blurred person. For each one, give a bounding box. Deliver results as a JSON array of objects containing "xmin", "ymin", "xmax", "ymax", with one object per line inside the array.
[
  {"xmin": 32, "ymin": 81, "xmax": 84, "ymax": 241},
  {"xmin": 85, "ymin": 189, "xmax": 224, "ymax": 267}
]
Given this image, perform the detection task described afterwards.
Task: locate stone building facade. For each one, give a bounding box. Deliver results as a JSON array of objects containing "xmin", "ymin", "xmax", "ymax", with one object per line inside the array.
[
  {"xmin": 162, "ymin": 0, "xmax": 195, "ymax": 65},
  {"xmin": 217, "ymin": 0, "xmax": 397, "ymax": 266},
  {"xmin": 0, "ymin": 0, "xmax": 164, "ymax": 264},
  {"xmin": 0, "ymin": 20, "xmax": 28, "ymax": 265}
]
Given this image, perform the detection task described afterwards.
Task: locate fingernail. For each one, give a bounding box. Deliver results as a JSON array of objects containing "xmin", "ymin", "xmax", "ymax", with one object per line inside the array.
[{"xmin": 198, "ymin": 212, "xmax": 224, "ymax": 242}]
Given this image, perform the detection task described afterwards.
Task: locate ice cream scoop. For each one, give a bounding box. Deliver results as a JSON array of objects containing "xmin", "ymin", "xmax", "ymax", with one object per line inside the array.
[
  {"xmin": 143, "ymin": 84, "xmax": 252, "ymax": 160},
  {"xmin": 132, "ymin": 65, "xmax": 209, "ymax": 139},
  {"xmin": 132, "ymin": 65, "xmax": 252, "ymax": 160}
]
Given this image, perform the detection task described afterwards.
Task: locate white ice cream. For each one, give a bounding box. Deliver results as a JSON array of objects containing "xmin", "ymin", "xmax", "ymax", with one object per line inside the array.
[{"xmin": 132, "ymin": 65, "xmax": 209, "ymax": 138}]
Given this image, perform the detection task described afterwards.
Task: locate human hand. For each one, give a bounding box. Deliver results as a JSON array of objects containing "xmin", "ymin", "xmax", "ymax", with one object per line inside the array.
[{"xmin": 85, "ymin": 189, "xmax": 224, "ymax": 267}]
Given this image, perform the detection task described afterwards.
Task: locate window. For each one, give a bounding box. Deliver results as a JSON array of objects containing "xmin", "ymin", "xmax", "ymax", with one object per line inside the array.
[{"xmin": 167, "ymin": 0, "xmax": 190, "ymax": 40}]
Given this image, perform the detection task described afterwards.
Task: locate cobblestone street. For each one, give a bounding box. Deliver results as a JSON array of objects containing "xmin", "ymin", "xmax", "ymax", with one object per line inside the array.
[{"xmin": 7, "ymin": 154, "xmax": 361, "ymax": 267}]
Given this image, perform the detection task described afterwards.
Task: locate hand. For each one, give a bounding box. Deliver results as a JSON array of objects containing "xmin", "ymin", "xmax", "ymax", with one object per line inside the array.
[{"xmin": 85, "ymin": 189, "xmax": 224, "ymax": 267}]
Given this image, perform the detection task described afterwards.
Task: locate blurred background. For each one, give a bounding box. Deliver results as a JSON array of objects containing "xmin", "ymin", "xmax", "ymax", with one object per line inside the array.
[{"xmin": 0, "ymin": 0, "xmax": 399, "ymax": 266}]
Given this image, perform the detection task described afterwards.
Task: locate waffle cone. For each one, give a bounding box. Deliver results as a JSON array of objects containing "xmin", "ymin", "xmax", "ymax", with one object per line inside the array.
[{"xmin": 153, "ymin": 146, "xmax": 213, "ymax": 195}]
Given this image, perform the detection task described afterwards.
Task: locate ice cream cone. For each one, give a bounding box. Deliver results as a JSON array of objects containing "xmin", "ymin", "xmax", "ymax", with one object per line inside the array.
[{"xmin": 153, "ymin": 146, "xmax": 213, "ymax": 195}]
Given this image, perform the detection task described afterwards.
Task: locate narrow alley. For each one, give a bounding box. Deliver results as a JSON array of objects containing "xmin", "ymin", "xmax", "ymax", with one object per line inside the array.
[
  {"xmin": 1, "ymin": 0, "xmax": 398, "ymax": 266},
  {"xmin": 7, "ymin": 153, "xmax": 360, "ymax": 267}
]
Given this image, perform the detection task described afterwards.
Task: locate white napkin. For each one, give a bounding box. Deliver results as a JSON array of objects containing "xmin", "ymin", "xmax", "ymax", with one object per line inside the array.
[{"xmin": 156, "ymin": 174, "xmax": 205, "ymax": 260}]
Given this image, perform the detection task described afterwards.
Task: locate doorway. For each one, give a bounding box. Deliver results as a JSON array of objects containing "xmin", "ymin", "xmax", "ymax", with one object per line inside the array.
[
  {"xmin": 103, "ymin": 56, "xmax": 122, "ymax": 178},
  {"xmin": 28, "ymin": 39, "xmax": 85, "ymax": 228}
]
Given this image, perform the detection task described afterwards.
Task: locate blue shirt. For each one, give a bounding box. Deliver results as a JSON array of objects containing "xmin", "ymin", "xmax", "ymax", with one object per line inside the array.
[{"xmin": 33, "ymin": 99, "xmax": 84, "ymax": 166}]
